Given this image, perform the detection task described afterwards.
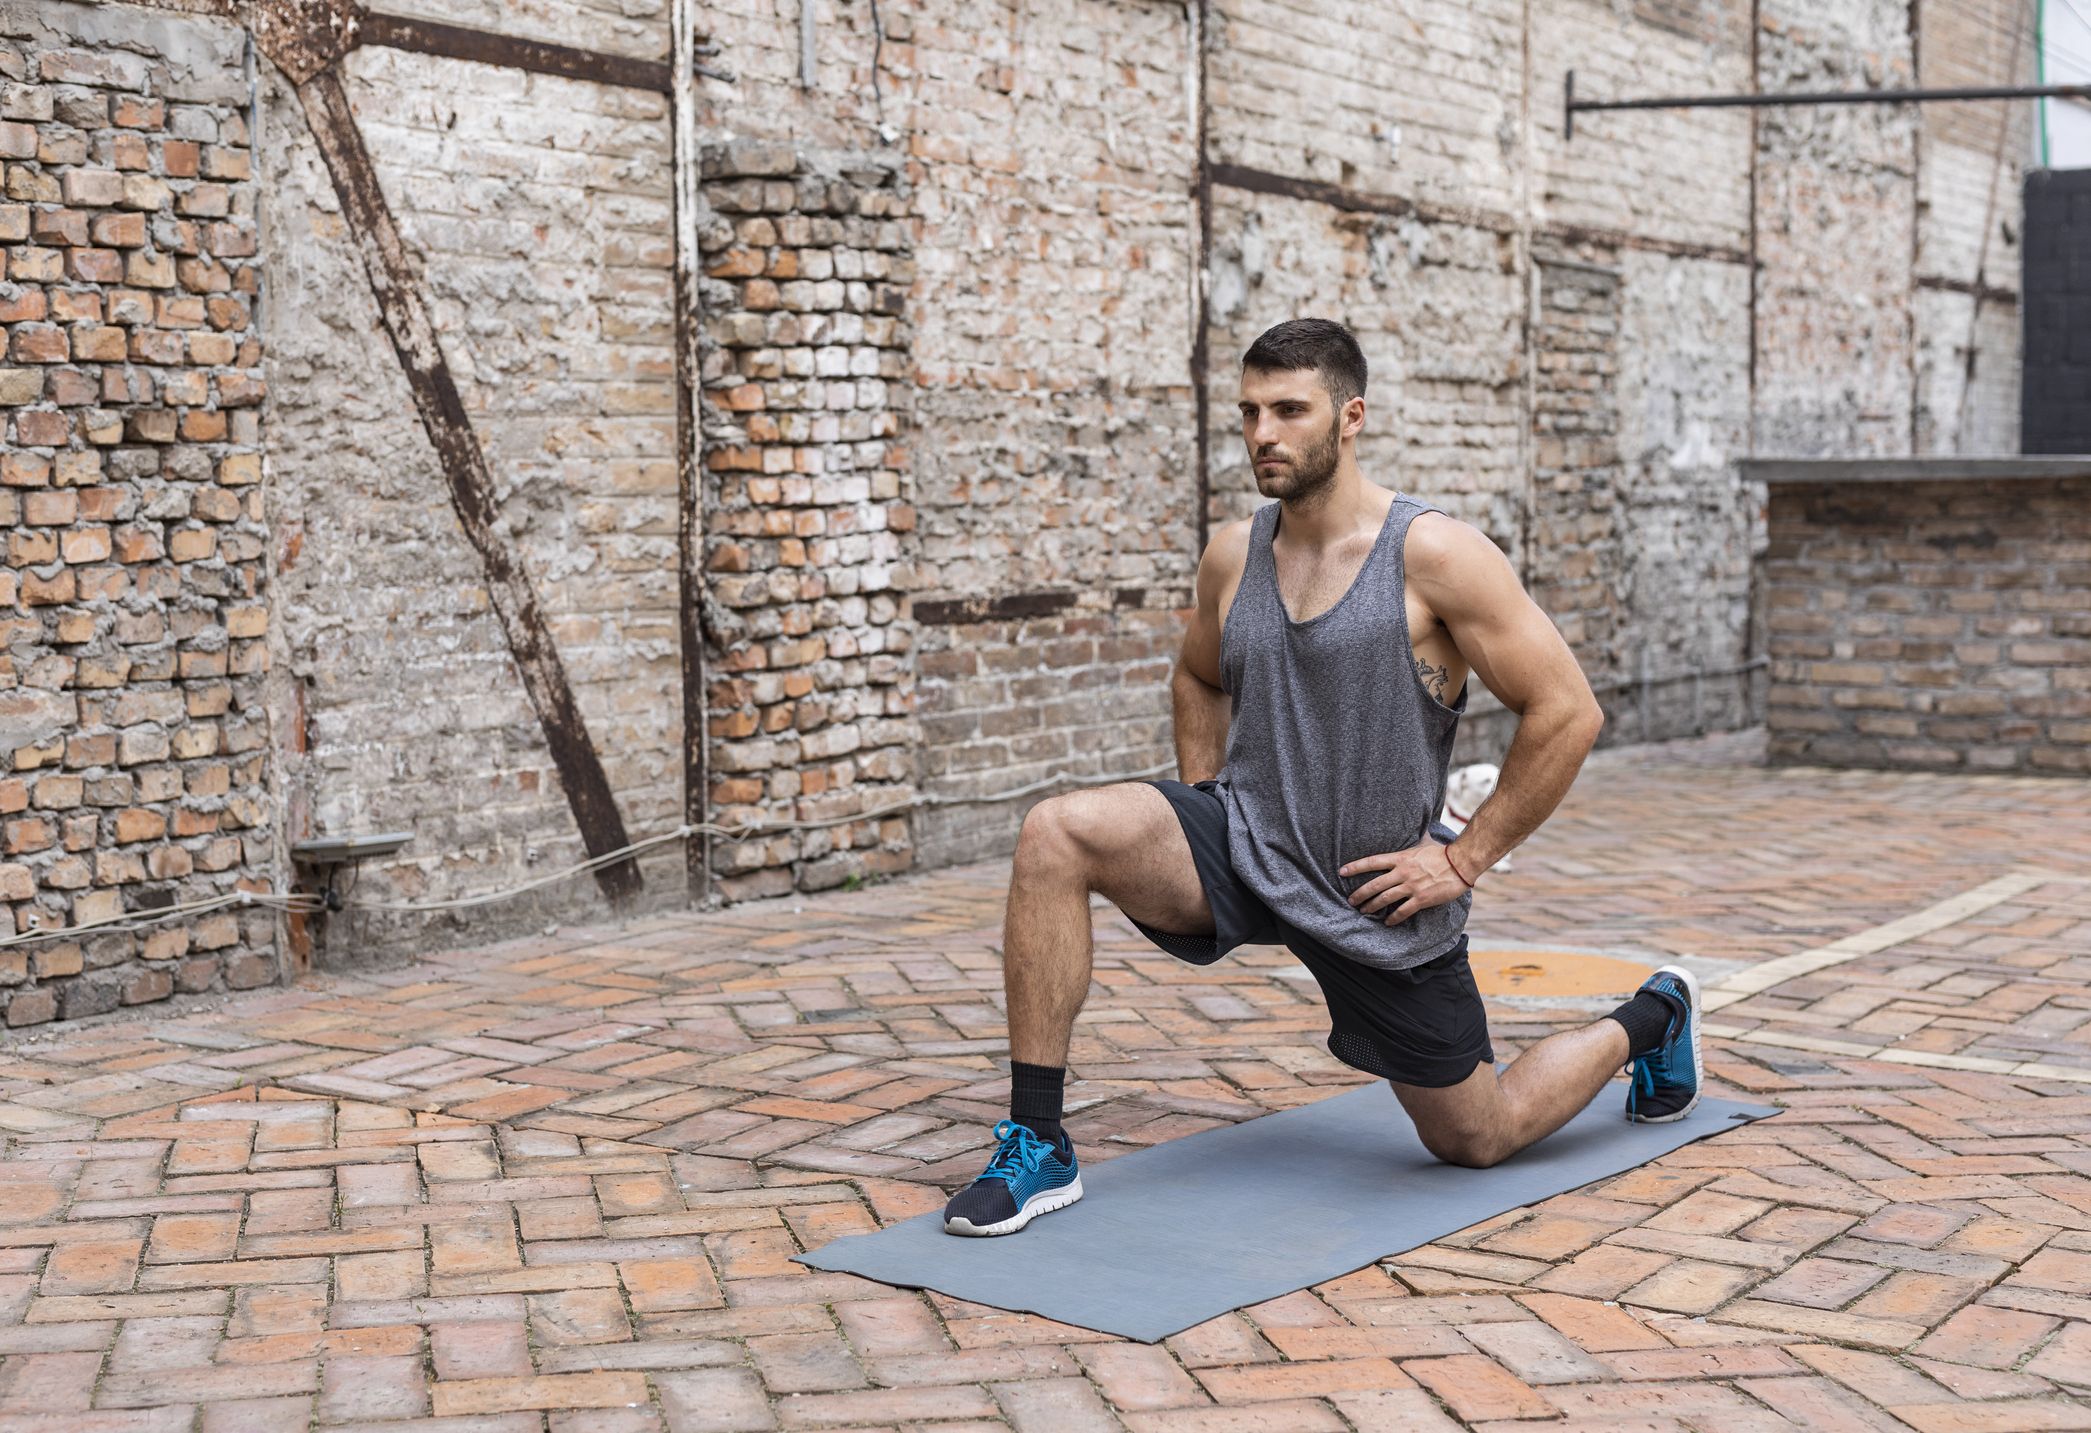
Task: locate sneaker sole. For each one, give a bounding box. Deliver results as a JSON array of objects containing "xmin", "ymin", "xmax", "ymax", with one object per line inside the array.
[
  {"xmin": 1627, "ymin": 963, "xmax": 1702, "ymax": 1125},
  {"xmin": 943, "ymin": 1177, "xmax": 1084, "ymax": 1237}
]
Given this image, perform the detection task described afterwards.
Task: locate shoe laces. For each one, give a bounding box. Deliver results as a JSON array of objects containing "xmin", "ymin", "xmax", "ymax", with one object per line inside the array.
[
  {"xmin": 1632, "ymin": 1058, "xmax": 1656, "ymax": 1102},
  {"xmin": 983, "ymin": 1119, "xmax": 1056, "ymax": 1182}
]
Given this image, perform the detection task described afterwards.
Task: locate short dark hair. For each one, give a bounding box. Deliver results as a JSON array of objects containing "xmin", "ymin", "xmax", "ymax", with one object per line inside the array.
[{"xmin": 1241, "ymin": 318, "xmax": 1368, "ymax": 406}]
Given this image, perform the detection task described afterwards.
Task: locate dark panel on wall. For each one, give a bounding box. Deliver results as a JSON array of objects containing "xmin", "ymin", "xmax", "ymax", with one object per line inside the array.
[{"xmin": 2022, "ymin": 168, "xmax": 2091, "ymax": 454}]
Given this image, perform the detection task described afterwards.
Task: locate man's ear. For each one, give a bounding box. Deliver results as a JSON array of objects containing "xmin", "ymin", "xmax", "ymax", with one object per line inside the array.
[{"xmin": 1342, "ymin": 395, "xmax": 1365, "ymax": 439}]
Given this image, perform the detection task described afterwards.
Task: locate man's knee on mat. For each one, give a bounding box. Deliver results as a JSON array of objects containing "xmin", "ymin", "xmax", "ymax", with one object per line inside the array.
[
  {"xmin": 1396, "ymin": 1080, "xmax": 1517, "ymax": 1168},
  {"xmin": 1416, "ymin": 1124, "xmax": 1515, "ymax": 1169}
]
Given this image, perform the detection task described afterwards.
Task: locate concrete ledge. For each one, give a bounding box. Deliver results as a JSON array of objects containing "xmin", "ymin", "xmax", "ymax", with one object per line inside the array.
[
  {"xmin": 1764, "ymin": 468, "xmax": 2091, "ymax": 775},
  {"xmin": 1745, "ymin": 457, "xmax": 2091, "ymax": 484}
]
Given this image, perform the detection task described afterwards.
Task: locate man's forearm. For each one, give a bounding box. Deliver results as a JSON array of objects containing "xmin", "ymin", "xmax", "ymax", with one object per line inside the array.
[
  {"xmin": 1450, "ymin": 699, "xmax": 1601, "ymax": 876},
  {"xmin": 1171, "ymin": 666, "xmax": 1231, "ymax": 783}
]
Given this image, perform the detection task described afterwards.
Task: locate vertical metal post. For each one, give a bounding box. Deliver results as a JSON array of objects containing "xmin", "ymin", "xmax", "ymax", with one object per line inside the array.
[
  {"xmin": 2037, "ymin": 0, "xmax": 2051, "ymax": 165},
  {"xmin": 1189, "ymin": 0, "xmax": 1211, "ymax": 561},
  {"xmin": 1908, "ymin": 0, "xmax": 1923, "ymax": 456},
  {"xmin": 1747, "ymin": 0, "xmax": 1760, "ymax": 459},
  {"xmin": 800, "ymin": 0, "xmax": 817, "ymax": 88},
  {"xmin": 1515, "ymin": 0, "xmax": 1536, "ymax": 588},
  {"xmin": 1638, "ymin": 645, "xmax": 1653, "ymax": 741},
  {"xmin": 673, "ymin": 0, "xmax": 711, "ymax": 903}
]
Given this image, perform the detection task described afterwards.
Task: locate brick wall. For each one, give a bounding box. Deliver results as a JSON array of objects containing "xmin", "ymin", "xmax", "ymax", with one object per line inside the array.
[
  {"xmin": 1765, "ymin": 471, "xmax": 2091, "ymax": 774},
  {"xmin": 1753, "ymin": 1, "xmax": 1919, "ymax": 458},
  {"xmin": 0, "ymin": 0, "xmax": 2047, "ymax": 1004},
  {"xmin": 1528, "ymin": 248, "xmax": 1626, "ymax": 687},
  {"xmin": 904, "ymin": 0, "xmax": 1196, "ymax": 868},
  {"xmin": 1751, "ymin": 0, "xmax": 2031, "ymax": 460},
  {"xmin": 696, "ymin": 142, "xmax": 916, "ymax": 901},
  {"xmin": 1532, "ymin": 0, "xmax": 1754, "ymax": 255},
  {"xmin": 1208, "ymin": 0, "xmax": 1523, "ymax": 218},
  {"xmin": 1913, "ymin": 0, "xmax": 2031, "ymax": 455},
  {"xmin": 0, "ymin": 4, "xmax": 275, "ymax": 1027},
  {"xmin": 258, "ymin": 27, "xmax": 687, "ymax": 955},
  {"xmin": 1524, "ymin": 2, "xmax": 1764, "ymax": 744}
]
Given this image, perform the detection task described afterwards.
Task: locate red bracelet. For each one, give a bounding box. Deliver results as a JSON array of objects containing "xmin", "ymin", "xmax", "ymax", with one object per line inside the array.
[{"xmin": 1444, "ymin": 843, "xmax": 1478, "ymax": 889}]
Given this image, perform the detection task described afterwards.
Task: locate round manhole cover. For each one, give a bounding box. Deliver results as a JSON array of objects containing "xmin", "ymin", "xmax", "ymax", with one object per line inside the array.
[{"xmin": 1470, "ymin": 949, "xmax": 1654, "ymax": 997}]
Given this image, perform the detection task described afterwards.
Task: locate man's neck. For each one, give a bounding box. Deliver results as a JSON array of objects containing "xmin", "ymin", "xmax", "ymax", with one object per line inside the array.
[{"xmin": 1275, "ymin": 469, "xmax": 1388, "ymax": 550}]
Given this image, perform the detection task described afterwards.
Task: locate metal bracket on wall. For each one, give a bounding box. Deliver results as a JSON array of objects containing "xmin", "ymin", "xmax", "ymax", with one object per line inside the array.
[{"xmin": 1565, "ymin": 67, "xmax": 2091, "ymax": 140}]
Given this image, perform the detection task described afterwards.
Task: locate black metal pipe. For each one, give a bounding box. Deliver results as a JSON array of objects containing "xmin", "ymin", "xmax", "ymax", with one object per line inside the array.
[{"xmin": 1565, "ymin": 68, "xmax": 2091, "ymax": 138}]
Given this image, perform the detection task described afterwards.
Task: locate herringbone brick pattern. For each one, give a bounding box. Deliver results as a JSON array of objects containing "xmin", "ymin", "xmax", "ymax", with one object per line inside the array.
[{"xmin": 0, "ymin": 730, "xmax": 2086, "ymax": 1429}]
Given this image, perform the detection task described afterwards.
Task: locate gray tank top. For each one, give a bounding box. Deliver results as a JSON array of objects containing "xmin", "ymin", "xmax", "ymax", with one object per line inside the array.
[{"xmin": 1217, "ymin": 492, "xmax": 1471, "ymax": 971}]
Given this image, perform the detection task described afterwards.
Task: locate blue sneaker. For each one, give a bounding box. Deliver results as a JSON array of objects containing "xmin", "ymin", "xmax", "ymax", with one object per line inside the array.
[
  {"xmin": 942, "ymin": 1120, "xmax": 1083, "ymax": 1236},
  {"xmin": 1625, "ymin": 965, "xmax": 1701, "ymax": 1124}
]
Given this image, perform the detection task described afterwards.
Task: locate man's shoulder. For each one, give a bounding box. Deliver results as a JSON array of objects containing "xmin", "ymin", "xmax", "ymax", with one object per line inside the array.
[
  {"xmin": 1199, "ymin": 513, "xmax": 1256, "ymax": 582},
  {"xmin": 1402, "ymin": 507, "xmax": 1527, "ymax": 622},
  {"xmin": 1402, "ymin": 508, "xmax": 1491, "ymax": 574}
]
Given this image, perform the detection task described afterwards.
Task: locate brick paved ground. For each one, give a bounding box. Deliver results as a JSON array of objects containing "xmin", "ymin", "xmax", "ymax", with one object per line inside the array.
[{"xmin": 0, "ymin": 728, "xmax": 2086, "ymax": 1431}]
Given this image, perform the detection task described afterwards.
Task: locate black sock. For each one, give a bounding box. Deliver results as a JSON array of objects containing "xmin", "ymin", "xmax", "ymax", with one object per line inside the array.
[
  {"xmin": 1009, "ymin": 1061, "xmax": 1066, "ymax": 1147},
  {"xmin": 1606, "ymin": 989, "xmax": 1680, "ymax": 1059}
]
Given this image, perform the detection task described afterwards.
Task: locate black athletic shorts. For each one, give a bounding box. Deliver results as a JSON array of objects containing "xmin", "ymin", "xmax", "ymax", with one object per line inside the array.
[{"xmin": 1126, "ymin": 778, "xmax": 1494, "ymax": 1089}]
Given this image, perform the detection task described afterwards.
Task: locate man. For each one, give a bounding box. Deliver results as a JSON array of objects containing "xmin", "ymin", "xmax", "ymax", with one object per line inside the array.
[{"xmin": 943, "ymin": 318, "xmax": 1700, "ymax": 1237}]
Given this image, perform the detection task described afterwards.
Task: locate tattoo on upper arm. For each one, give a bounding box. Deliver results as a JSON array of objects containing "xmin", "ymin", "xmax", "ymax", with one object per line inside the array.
[{"xmin": 1414, "ymin": 654, "xmax": 1450, "ymax": 702}]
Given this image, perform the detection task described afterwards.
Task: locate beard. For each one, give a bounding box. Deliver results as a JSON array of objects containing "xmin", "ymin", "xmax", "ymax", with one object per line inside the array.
[{"xmin": 1253, "ymin": 412, "xmax": 1342, "ymax": 504}]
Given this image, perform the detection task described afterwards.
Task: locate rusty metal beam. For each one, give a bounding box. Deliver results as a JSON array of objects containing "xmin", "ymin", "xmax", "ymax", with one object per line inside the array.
[
  {"xmin": 1538, "ymin": 220, "xmax": 1749, "ymax": 267},
  {"xmin": 915, "ymin": 589, "xmax": 1181, "ymax": 626},
  {"xmin": 293, "ymin": 68, "xmax": 642, "ymax": 902},
  {"xmin": 117, "ymin": 0, "xmax": 682, "ymax": 92},
  {"xmin": 360, "ymin": 11, "xmax": 673, "ymax": 93},
  {"xmin": 121, "ymin": 0, "xmax": 244, "ymax": 15},
  {"xmin": 916, "ymin": 591, "xmax": 1079, "ymax": 626},
  {"xmin": 1212, "ymin": 162, "xmax": 1745, "ymax": 268},
  {"xmin": 1917, "ymin": 273, "xmax": 2017, "ymax": 305},
  {"xmin": 914, "ymin": 586, "xmax": 1187, "ymax": 627},
  {"xmin": 110, "ymin": 0, "xmax": 666, "ymax": 902},
  {"xmin": 1566, "ymin": 71, "xmax": 2091, "ymax": 135},
  {"xmin": 1210, "ymin": 161, "xmax": 1518, "ymax": 237}
]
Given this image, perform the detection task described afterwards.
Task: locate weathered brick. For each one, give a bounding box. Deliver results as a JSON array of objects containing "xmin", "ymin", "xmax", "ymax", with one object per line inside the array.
[{"xmin": 60, "ymin": 168, "xmax": 121, "ymax": 206}]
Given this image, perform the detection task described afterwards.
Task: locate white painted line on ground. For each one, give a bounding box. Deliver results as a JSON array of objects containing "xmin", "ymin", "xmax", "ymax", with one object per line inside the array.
[
  {"xmin": 1706, "ymin": 871, "xmax": 2054, "ymax": 999},
  {"xmin": 1701, "ymin": 869, "xmax": 2091, "ymax": 1085},
  {"xmin": 1873, "ymin": 1049, "xmax": 2022, "ymax": 1074},
  {"xmin": 2009, "ymin": 1061, "xmax": 2091, "ymax": 1085}
]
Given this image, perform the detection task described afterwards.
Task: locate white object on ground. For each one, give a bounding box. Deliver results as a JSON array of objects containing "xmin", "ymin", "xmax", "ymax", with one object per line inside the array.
[{"xmin": 1442, "ymin": 762, "xmax": 1511, "ymax": 873}]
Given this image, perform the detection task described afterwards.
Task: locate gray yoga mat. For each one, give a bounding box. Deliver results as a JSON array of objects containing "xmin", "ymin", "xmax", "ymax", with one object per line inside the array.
[{"xmin": 798, "ymin": 1082, "xmax": 1778, "ymax": 1342}]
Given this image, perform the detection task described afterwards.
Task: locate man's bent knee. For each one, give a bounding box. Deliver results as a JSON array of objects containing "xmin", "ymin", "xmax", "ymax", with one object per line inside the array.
[
  {"xmin": 1014, "ymin": 799, "xmax": 1088, "ymax": 879},
  {"xmin": 1016, "ymin": 787, "xmax": 1162, "ymax": 884},
  {"xmin": 1393, "ymin": 1067, "xmax": 1517, "ymax": 1170},
  {"xmin": 1414, "ymin": 1120, "xmax": 1513, "ymax": 1169},
  {"xmin": 1013, "ymin": 785, "xmax": 1213, "ymax": 939}
]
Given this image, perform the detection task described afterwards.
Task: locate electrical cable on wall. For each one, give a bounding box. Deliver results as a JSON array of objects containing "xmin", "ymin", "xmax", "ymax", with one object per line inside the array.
[
  {"xmin": 0, "ymin": 648, "xmax": 1771, "ymax": 951},
  {"xmin": 2, "ymin": 647, "xmax": 1769, "ymax": 949},
  {"xmin": 0, "ymin": 758, "xmax": 1180, "ymax": 950}
]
